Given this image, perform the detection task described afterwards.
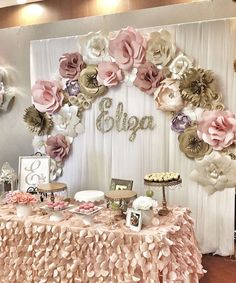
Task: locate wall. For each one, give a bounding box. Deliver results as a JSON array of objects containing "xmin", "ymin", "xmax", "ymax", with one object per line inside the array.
[{"xmin": 0, "ymin": 0, "xmax": 236, "ymax": 171}]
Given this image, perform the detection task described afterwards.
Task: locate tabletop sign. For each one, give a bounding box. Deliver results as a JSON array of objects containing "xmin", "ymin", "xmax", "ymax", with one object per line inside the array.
[{"xmin": 96, "ymin": 97, "xmax": 155, "ymax": 141}]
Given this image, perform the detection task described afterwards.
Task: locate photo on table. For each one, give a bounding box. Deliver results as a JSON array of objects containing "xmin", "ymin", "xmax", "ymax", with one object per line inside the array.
[
  {"xmin": 126, "ymin": 208, "xmax": 142, "ymax": 232},
  {"xmin": 110, "ymin": 178, "xmax": 133, "ymax": 191},
  {"xmin": 18, "ymin": 156, "xmax": 50, "ymax": 192}
]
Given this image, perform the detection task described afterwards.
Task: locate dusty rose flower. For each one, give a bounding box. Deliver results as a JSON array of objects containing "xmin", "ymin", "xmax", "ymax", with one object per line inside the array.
[
  {"xmin": 197, "ymin": 110, "xmax": 236, "ymax": 150},
  {"xmin": 133, "ymin": 62, "xmax": 164, "ymax": 95},
  {"xmin": 108, "ymin": 26, "xmax": 146, "ymax": 71},
  {"xmin": 59, "ymin": 52, "xmax": 85, "ymax": 80},
  {"xmin": 46, "ymin": 134, "xmax": 71, "ymax": 162},
  {"xmin": 32, "ymin": 80, "xmax": 64, "ymax": 114},
  {"xmin": 97, "ymin": 62, "xmax": 124, "ymax": 87},
  {"xmin": 154, "ymin": 78, "xmax": 184, "ymax": 112}
]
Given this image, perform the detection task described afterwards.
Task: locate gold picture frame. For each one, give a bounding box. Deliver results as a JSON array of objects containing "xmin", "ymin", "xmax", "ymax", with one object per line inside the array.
[{"xmin": 110, "ymin": 178, "xmax": 133, "ymax": 191}]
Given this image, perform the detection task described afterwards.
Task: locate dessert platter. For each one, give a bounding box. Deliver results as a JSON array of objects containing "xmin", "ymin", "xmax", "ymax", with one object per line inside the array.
[
  {"xmin": 69, "ymin": 202, "xmax": 103, "ymax": 215},
  {"xmin": 144, "ymin": 172, "xmax": 182, "ymax": 216},
  {"xmin": 144, "ymin": 172, "xmax": 182, "ymax": 186}
]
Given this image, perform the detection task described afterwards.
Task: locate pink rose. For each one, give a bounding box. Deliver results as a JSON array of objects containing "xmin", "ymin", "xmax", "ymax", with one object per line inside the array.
[
  {"xmin": 32, "ymin": 80, "xmax": 64, "ymax": 114},
  {"xmin": 133, "ymin": 62, "xmax": 164, "ymax": 95},
  {"xmin": 59, "ymin": 52, "xmax": 85, "ymax": 80},
  {"xmin": 197, "ymin": 110, "xmax": 236, "ymax": 150},
  {"xmin": 97, "ymin": 62, "xmax": 124, "ymax": 87},
  {"xmin": 108, "ymin": 27, "xmax": 146, "ymax": 71},
  {"xmin": 46, "ymin": 134, "xmax": 71, "ymax": 162}
]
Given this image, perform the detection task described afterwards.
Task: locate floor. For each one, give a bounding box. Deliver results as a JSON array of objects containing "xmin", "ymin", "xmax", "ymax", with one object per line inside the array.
[{"xmin": 200, "ymin": 254, "xmax": 236, "ymax": 283}]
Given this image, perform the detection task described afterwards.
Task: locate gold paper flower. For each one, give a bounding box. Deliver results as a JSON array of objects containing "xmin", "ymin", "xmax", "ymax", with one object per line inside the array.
[
  {"xmin": 23, "ymin": 105, "xmax": 53, "ymax": 136},
  {"xmin": 79, "ymin": 65, "xmax": 107, "ymax": 98},
  {"xmin": 179, "ymin": 68, "xmax": 219, "ymax": 108},
  {"xmin": 178, "ymin": 125, "xmax": 212, "ymax": 159}
]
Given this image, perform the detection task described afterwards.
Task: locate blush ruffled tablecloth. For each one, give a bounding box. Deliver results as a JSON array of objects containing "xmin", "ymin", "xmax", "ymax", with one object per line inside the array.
[{"xmin": 0, "ymin": 204, "xmax": 205, "ymax": 283}]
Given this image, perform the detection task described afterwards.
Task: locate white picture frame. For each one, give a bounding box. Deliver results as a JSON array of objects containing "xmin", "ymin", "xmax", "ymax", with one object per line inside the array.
[
  {"xmin": 18, "ymin": 156, "xmax": 50, "ymax": 192},
  {"xmin": 126, "ymin": 208, "xmax": 142, "ymax": 232}
]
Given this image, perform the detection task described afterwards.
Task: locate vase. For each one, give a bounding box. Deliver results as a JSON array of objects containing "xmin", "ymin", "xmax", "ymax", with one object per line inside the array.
[
  {"xmin": 141, "ymin": 209, "xmax": 153, "ymax": 226},
  {"xmin": 16, "ymin": 204, "xmax": 32, "ymax": 217}
]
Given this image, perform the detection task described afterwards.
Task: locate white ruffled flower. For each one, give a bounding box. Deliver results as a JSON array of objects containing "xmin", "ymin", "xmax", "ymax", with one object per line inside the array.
[
  {"xmin": 52, "ymin": 105, "xmax": 84, "ymax": 137},
  {"xmin": 133, "ymin": 196, "xmax": 157, "ymax": 210},
  {"xmin": 124, "ymin": 68, "xmax": 137, "ymax": 86},
  {"xmin": 32, "ymin": 135, "xmax": 48, "ymax": 155},
  {"xmin": 50, "ymin": 158, "xmax": 63, "ymax": 181},
  {"xmin": 78, "ymin": 31, "xmax": 110, "ymax": 64},
  {"xmin": 182, "ymin": 105, "xmax": 204, "ymax": 121},
  {"xmin": 190, "ymin": 151, "xmax": 236, "ymax": 195},
  {"xmin": 169, "ymin": 54, "xmax": 193, "ymax": 79}
]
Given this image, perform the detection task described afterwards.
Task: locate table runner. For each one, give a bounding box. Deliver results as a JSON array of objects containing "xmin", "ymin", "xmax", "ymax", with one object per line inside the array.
[{"xmin": 0, "ymin": 205, "xmax": 205, "ymax": 282}]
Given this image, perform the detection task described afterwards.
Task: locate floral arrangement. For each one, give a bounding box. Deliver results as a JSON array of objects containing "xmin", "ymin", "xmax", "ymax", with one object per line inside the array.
[
  {"xmin": 133, "ymin": 196, "xmax": 157, "ymax": 210},
  {"xmin": 5, "ymin": 191, "xmax": 37, "ymax": 205},
  {"xmin": 24, "ymin": 26, "xmax": 236, "ymax": 194}
]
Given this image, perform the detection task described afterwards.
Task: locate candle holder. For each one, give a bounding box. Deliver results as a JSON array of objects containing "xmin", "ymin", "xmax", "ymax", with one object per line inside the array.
[{"xmin": 144, "ymin": 179, "xmax": 182, "ymax": 216}]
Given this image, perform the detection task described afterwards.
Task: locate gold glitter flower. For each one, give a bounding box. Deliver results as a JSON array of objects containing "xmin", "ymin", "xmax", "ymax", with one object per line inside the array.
[
  {"xmin": 178, "ymin": 125, "xmax": 212, "ymax": 159},
  {"xmin": 23, "ymin": 105, "xmax": 53, "ymax": 136},
  {"xmin": 179, "ymin": 68, "xmax": 219, "ymax": 108},
  {"xmin": 79, "ymin": 65, "xmax": 107, "ymax": 98}
]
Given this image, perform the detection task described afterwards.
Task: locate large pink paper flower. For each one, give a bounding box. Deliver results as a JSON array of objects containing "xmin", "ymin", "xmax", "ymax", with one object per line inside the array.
[
  {"xmin": 46, "ymin": 134, "xmax": 71, "ymax": 162},
  {"xmin": 133, "ymin": 62, "xmax": 164, "ymax": 95},
  {"xmin": 108, "ymin": 27, "xmax": 146, "ymax": 71},
  {"xmin": 97, "ymin": 62, "xmax": 124, "ymax": 87},
  {"xmin": 32, "ymin": 80, "xmax": 64, "ymax": 114},
  {"xmin": 59, "ymin": 52, "xmax": 85, "ymax": 80},
  {"xmin": 197, "ymin": 110, "xmax": 236, "ymax": 150}
]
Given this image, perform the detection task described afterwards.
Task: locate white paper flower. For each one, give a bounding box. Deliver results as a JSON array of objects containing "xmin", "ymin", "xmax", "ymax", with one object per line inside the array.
[
  {"xmin": 124, "ymin": 67, "xmax": 137, "ymax": 86},
  {"xmin": 52, "ymin": 104, "xmax": 84, "ymax": 137},
  {"xmin": 190, "ymin": 151, "xmax": 236, "ymax": 195},
  {"xmin": 182, "ymin": 105, "xmax": 204, "ymax": 121},
  {"xmin": 133, "ymin": 196, "xmax": 157, "ymax": 210},
  {"xmin": 169, "ymin": 54, "xmax": 193, "ymax": 79},
  {"xmin": 32, "ymin": 135, "xmax": 48, "ymax": 154},
  {"xmin": 78, "ymin": 31, "xmax": 110, "ymax": 64},
  {"xmin": 50, "ymin": 158, "xmax": 63, "ymax": 181}
]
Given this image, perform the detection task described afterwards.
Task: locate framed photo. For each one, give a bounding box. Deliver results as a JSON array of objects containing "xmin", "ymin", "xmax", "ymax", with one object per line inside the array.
[
  {"xmin": 126, "ymin": 208, "xmax": 142, "ymax": 232},
  {"xmin": 110, "ymin": 178, "xmax": 133, "ymax": 191},
  {"xmin": 18, "ymin": 156, "xmax": 50, "ymax": 192}
]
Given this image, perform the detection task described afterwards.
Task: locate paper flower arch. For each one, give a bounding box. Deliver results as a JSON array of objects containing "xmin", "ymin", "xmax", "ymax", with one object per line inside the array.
[{"xmin": 24, "ymin": 26, "xmax": 236, "ymax": 194}]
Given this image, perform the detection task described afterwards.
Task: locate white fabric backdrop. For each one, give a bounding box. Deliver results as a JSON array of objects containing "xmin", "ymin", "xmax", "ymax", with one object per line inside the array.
[{"xmin": 30, "ymin": 18, "xmax": 236, "ymax": 256}]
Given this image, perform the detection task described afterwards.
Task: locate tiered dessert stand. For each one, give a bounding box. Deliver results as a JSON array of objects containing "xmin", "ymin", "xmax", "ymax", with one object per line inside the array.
[{"xmin": 144, "ymin": 179, "xmax": 182, "ymax": 216}]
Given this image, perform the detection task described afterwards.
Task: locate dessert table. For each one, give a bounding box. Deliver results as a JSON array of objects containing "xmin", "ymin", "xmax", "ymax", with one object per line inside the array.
[{"xmin": 0, "ymin": 204, "xmax": 205, "ymax": 283}]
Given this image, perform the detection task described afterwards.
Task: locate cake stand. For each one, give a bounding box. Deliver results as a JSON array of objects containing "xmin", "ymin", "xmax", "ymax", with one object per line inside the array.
[
  {"xmin": 105, "ymin": 190, "xmax": 137, "ymax": 216},
  {"xmin": 144, "ymin": 179, "xmax": 182, "ymax": 216},
  {"xmin": 38, "ymin": 182, "xmax": 68, "ymax": 221}
]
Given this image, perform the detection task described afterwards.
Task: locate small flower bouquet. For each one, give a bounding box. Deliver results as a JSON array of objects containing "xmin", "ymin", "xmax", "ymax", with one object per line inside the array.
[
  {"xmin": 132, "ymin": 196, "xmax": 157, "ymax": 211},
  {"xmin": 5, "ymin": 191, "xmax": 37, "ymax": 205}
]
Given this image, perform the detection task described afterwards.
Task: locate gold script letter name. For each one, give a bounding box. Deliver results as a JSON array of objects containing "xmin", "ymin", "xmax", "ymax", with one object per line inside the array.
[{"xmin": 96, "ymin": 98, "xmax": 155, "ymax": 141}]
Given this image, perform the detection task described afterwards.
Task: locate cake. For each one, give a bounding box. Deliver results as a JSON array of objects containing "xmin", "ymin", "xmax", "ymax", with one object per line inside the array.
[
  {"xmin": 144, "ymin": 172, "xmax": 181, "ymax": 183},
  {"xmin": 74, "ymin": 190, "xmax": 104, "ymax": 202}
]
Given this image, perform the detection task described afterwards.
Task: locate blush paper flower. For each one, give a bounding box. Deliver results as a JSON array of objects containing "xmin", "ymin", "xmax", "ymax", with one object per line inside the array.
[
  {"xmin": 154, "ymin": 78, "xmax": 184, "ymax": 112},
  {"xmin": 171, "ymin": 112, "xmax": 191, "ymax": 133},
  {"xmin": 190, "ymin": 151, "xmax": 236, "ymax": 195},
  {"xmin": 46, "ymin": 134, "xmax": 71, "ymax": 162},
  {"xmin": 97, "ymin": 62, "xmax": 124, "ymax": 87},
  {"xmin": 108, "ymin": 26, "xmax": 146, "ymax": 71},
  {"xmin": 59, "ymin": 52, "xmax": 85, "ymax": 80},
  {"xmin": 146, "ymin": 30, "xmax": 176, "ymax": 67},
  {"xmin": 197, "ymin": 110, "xmax": 236, "ymax": 151},
  {"xmin": 31, "ymin": 80, "xmax": 64, "ymax": 114},
  {"xmin": 133, "ymin": 62, "xmax": 163, "ymax": 95}
]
